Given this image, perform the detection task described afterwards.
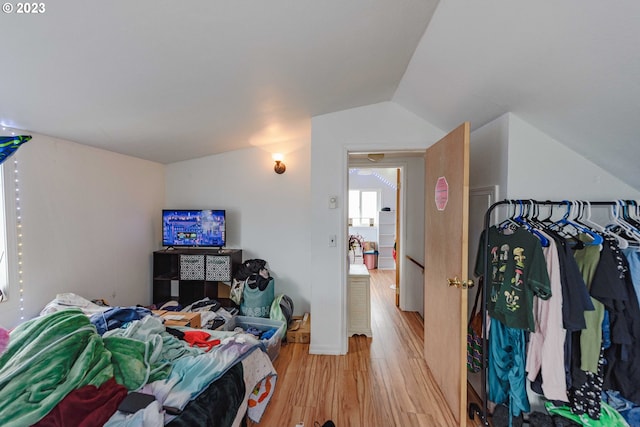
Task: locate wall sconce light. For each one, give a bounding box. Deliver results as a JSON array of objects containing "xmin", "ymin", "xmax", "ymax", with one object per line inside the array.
[{"xmin": 273, "ymin": 153, "xmax": 286, "ymax": 174}]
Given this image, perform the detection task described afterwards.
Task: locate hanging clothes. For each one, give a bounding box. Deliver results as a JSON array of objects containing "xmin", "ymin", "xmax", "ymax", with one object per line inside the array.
[
  {"xmin": 525, "ymin": 230, "xmax": 569, "ymax": 402},
  {"xmin": 475, "ymin": 226, "xmax": 552, "ymax": 331},
  {"xmin": 590, "ymin": 236, "xmax": 632, "ymax": 363},
  {"xmin": 622, "ymin": 247, "xmax": 640, "ymax": 308},
  {"xmin": 569, "ymin": 233, "xmax": 606, "ymax": 420},
  {"xmin": 488, "ymin": 318, "xmax": 529, "ymax": 419},
  {"xmin": 554, "ymin": 238, "xmax": 595, "ymax": 333},
  {"xmin": 539, "ymin": 231, "xmax": 595, "ymax": 395},
  {"xmin": 605, "ymin": 246, "xmax": 640, "ymax": 406},
  {"xmin": 572, "ymin": 233, "xmax": 605, "ymax": 374},
  {"xmin": 473, "ymin": 199, "xmax": 640, "ymax": 427},
  {"xmin": 475, "ymin": 224, "xmax": 551, "ymax": 422}
]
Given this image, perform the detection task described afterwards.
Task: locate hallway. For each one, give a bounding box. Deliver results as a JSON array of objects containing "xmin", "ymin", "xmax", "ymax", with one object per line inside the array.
[{"xmin": 254, "ymin": 268, "xmax": 472, "ymax": 426}]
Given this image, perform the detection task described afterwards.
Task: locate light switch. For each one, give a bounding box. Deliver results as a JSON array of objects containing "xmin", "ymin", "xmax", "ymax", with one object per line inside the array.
[{"xmin": 329, "ymin": 196, "xmax": 337, "ymax": 209}]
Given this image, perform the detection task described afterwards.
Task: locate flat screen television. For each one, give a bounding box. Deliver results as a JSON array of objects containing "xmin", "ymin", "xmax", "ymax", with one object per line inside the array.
[{"xmin": 162, "ymin": 209, "xmax": 226, "ymax": 248}]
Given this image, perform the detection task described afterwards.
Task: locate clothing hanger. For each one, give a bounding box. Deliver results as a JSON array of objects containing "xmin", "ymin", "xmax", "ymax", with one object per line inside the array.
[
  {"xmin": 532, "ymin": 201, "xmax": 583, "ymax": 248},
  {"xmin": 575, "ymin": 201, "xmax": 628, "ymax": 249},
  {"xmin": 525, "ymin": 200, "xmax": 540, "ymax": 226},
  {"xmin": 632, "ymin": 201, "xmax": 640, "ymax": 223},
  {"xmin": 606, "ymin": 201, "xmax": 640, "ymax": 246},
  {"xmin": 539, "ymin": 201, "xmax": 555, "ymax": 223},
  {"xmin": 605, "ymin": 201, "xmax": 640, "ymax": 245},
  {"xmin": 627, "ymin": 201, "xmax": 640, "ymax": 234},
  {"xmin": 615, "ymin": 200, "xmax": 640, "ymax": 233},
  {"xmin": 621, "ymin": 200, "xmax": 640, "ymax": 229},
  {"xmin": 573, "ymin": 200, "xmax": 597, "ymax": 231},
  {"xmin": 512, "ymin": 200, "xmax": 549, "ymax": 247},
  {"xmin": 524, "ymin": 200, "xmax": 545, "ymax": 229},
  {"xmin": 498, "ymin": 200, "xmax": 521, "ymax": 231},
  {"xmin": 552, "ymin": 200, "xmax": 603, "ymax": 246},
  {"xmin": 628, "ymin": 200, "xmax": 640, "ymax": 223}
]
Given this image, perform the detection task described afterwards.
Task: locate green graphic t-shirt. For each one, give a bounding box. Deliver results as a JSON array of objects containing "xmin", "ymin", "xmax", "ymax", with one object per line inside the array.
[{"xmin": 475, "ymin": 226, "xmax": 551, "ymax": 331}]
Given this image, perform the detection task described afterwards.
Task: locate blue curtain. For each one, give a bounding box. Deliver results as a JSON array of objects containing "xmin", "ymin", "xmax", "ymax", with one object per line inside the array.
[{"xmin": 0, "ymin": 135, "xmax": 31, "ymax": 165}]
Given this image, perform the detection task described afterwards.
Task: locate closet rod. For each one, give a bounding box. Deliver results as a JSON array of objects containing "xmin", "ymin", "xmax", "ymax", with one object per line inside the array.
[
  {"xmin": 496, "ymin": 199, "xmax": 622, "ymax": 207},
  {"xmin": 468, "ymin": 199, "xmax": 623, "ymax": 426}
]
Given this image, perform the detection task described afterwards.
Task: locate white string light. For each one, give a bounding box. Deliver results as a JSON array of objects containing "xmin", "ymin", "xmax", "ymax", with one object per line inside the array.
[
  {"xmin": 14, "ymin": 157, "xmax": 24, "ymax": 320},
  {"xmin": 371, "ymin": 171, "xmax": 397, "ymax": 190}
]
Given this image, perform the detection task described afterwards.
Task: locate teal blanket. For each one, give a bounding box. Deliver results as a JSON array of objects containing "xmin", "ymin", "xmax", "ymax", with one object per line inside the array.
[
  {"xmin": 103, "ymin": 335, "xmax": 172, "ymax": 390},
  {"xmin": 0, "ymin": 309, "xmax": 270, "ymax": 426},
  {"xmin": 0, "ymin": 309, "xmax": 114, "ymax": 427},
  {"xmin": 102, "ymin": 315, "xmax": 200, "ymax": 390}
]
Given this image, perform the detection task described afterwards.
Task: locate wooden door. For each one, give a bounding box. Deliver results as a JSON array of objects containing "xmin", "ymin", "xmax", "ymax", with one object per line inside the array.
[{"xmin": 424, "ymin": 122, "xmax": 470, "ymax": 426}]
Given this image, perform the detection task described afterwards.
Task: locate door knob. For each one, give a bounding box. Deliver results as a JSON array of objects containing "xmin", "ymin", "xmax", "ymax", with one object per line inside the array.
[{"xmin": 447, "ymin": 277, "xmax": 474, "ymax": 289}]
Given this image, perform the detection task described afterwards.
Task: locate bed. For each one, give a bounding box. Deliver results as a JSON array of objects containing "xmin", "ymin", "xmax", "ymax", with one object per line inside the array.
[{"xmin": 0, "ymin": 301, "xmax": 278, "ymax": 427}]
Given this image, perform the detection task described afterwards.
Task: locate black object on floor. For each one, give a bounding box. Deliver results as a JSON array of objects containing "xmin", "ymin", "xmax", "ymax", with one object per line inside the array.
[
  {"xmin": 492, "ymin": 404, "xmax": 523, "ymax": 427},
  {"xmin": 552, "ymin": 415, "xmax": 581, "ymax": 426},
  {"xmin": 529, "ymin": 411, "xmax": 554, "ymax": 427}
]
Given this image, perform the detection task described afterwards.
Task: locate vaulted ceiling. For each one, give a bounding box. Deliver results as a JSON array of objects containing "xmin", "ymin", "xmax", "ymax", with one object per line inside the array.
[{"xmin": 2, "ymin": 1, "xmax": 639, "ymax": 188}]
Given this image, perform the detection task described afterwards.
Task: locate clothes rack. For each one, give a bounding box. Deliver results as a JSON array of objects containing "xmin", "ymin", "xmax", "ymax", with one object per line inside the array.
[{"xmin": 467, "ymin": 199, "xmax": 632, "ymax": 426}]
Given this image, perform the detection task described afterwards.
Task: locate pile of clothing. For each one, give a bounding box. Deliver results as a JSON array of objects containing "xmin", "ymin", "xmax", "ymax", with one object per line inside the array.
[
  {"xmin": 231, "ymin": 259, "xmax": 293, "ymax": 327},
  {"xmin": 232, "ymin": 259, "xmax": 274, "ymax": 318}
]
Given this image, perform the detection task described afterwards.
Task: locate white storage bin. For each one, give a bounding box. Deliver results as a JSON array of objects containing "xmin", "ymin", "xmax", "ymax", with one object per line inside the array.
[{"xmin": 225, "ymin": 316, "xmax": 285, "ymax": 361}]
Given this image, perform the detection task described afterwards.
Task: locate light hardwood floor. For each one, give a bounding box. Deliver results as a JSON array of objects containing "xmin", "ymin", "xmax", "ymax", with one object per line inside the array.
[{"xmin": 251, "ymin": 268, "xmax": 485, "ymax": 427}]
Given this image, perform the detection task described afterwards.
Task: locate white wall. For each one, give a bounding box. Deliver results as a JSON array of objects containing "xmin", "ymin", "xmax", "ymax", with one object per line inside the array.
[
  {"xmin": 470, "ymin": 113, "xmax": 509, "ymax": 195},
  {"xmin": 402, "ymin": 156, "xmax": 426, "ymax": 314},
  {"xmin": 469, "ymin": 113, "xmax": 510, "ymax": 230},
  {"xmin": 310, "ymin": 101, "xmax": 444, "ymax": 354},
  {"xmin": 469, "ymin": 112, "xmax": 640, "ymax": 223},
  {"xmin": 348, "ymin": 226, "xmax": 377, "ymax": 243},
  {"xmin": 507, "ymin": 113, "xmax": 640, "ymax": 201},
  {"xmin": 0, "ymin": 132, "xmax": 165, "ymax": 328},
  {"xmin": 165, "ymin": 143, "xmax": 311, "ymax": 315}
]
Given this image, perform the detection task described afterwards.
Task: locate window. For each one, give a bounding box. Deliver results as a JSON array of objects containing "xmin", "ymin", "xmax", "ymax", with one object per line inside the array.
[
  {"xmin": 349, "ymin": 189, "xmax": 379, "ymax": 226},
  {"xmin": 0, "ymin": 159, "xmax": 18, "ymax": 304},
  {"xmin": 0, "ymin": 134, "xmax": 30, "ymax": 307}
]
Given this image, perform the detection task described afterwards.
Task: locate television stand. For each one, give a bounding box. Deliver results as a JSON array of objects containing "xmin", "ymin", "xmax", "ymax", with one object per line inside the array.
[{"xmin": 152, "ymin": 248, "xmax": 242, "ymax": 306}]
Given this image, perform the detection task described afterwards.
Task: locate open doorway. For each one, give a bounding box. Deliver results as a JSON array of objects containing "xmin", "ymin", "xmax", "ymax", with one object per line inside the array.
[
  {"xmin": 346, "ymin": 151, "xmax": 426, "ymax": 320},
  {"xmin": 347, "ymin": 166, "xmax": 399, "ymax": 303}
]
